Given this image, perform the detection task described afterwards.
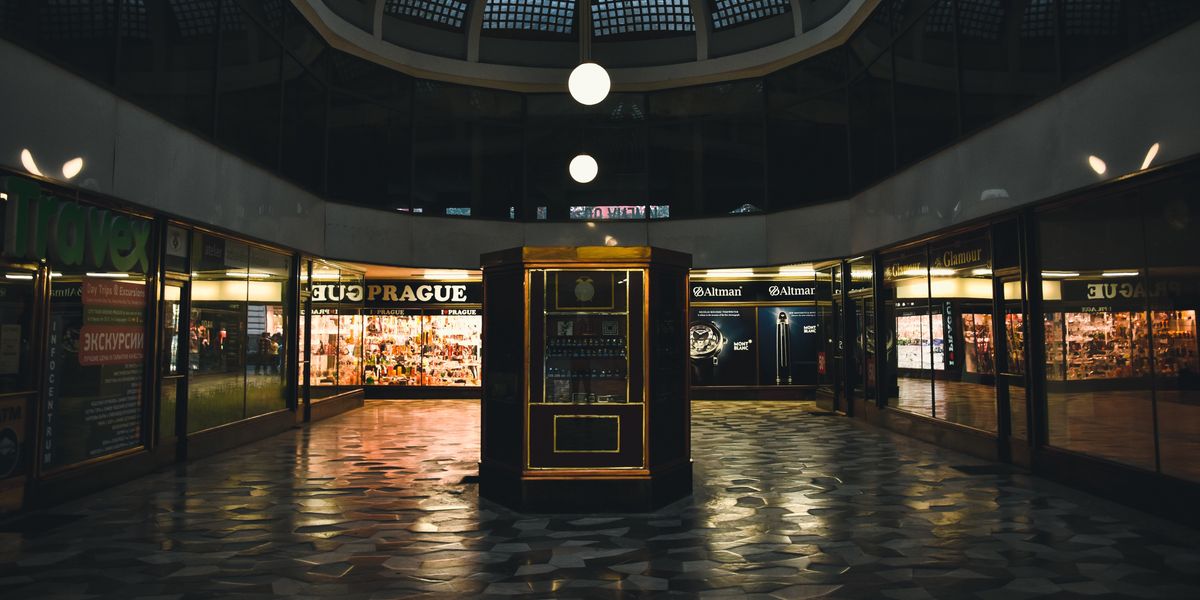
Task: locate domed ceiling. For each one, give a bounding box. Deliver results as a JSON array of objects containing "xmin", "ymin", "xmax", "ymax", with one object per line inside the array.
[{"xmin": 297, "ymin": 0, "xmax": 871, "ymax": 91}]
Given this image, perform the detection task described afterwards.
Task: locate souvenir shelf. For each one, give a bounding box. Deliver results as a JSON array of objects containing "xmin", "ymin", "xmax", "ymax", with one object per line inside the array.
[{"xmin": 479, "ymin": 246, "xmax": 692, "ymax": 512}]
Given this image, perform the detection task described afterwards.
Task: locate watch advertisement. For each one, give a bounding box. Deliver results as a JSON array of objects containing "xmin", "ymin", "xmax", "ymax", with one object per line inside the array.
[
  {"xmin": 757, "ymin": 307, "xmax": 819, "ymax": 386},
  {"xmin": 689, "ymin": 308, "xmax": 757, "ymax": 386}
]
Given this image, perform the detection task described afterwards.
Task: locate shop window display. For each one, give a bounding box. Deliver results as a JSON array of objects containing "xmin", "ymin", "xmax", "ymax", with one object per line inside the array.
[
  {"xmin": 1039, "ymin": 192, "xmax": 1156, "ymax": 471},
  {"xmin": 882, "ymin": 248, "xmax": 933, "ymax": 418},
  {"xmin": 338, "ymin": 313, "xmax": 364, "ymax": 386},
  {"xmin": 422, "ymin": 312, "xmax": 481, "ymax": 386},
  {"xmin": 363, "ymin": 310, "xmax": 423, "ymax": 385},
  {"xmin": 309, "ymin": 309, "xmax": 341, "ymax": 386},
  {"xmin": 962, "ymin": 313, "xmax": 994, "ymax": 375},
  {"xmin": 884, "ymin": 231, "xmax": 998, "ymax": 431},
  {"xmin": 1143, "ymin": 179, "xmax": 1200, "ymax": 482}
]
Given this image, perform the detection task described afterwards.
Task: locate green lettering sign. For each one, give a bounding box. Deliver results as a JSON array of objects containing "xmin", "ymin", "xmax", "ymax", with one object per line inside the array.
[{"xmin": 2, "ymin": 176, "xmax": 150, "ymax": 273}]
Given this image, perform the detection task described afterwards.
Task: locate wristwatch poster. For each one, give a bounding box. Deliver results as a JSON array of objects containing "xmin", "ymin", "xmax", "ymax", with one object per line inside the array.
[{"xmin": 688, "ymin": 308, "xmax": 757, "ymax": 386}]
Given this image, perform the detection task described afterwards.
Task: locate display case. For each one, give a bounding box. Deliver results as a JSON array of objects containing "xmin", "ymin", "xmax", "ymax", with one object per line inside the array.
[{"xmin": 479, "ymin": 247, "xmax": 692, "ymax": 512}]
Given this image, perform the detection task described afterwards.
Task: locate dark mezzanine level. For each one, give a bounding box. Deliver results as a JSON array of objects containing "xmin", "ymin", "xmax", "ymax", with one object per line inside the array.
[{"xmin": 1, "ymin": 0, "xmax": 1198, "ymax": 221}]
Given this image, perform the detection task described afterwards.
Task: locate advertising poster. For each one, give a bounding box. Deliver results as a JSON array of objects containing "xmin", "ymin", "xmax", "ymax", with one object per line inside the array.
[
  {"xmin": 757, "ymin": 307, "xmax": 820, "ymax": 386},
  {"xmin": 44, "ymin": 278, "xmax": 144, "ymax": 469},
  {"xmin": 689, "ymin": 307, "xmax": 757, "ymax": 385}
]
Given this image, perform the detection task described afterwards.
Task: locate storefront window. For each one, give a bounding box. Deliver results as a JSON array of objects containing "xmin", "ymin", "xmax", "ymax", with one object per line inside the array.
[
  {"xmin": 929, "ymin": 232, "xmax": 996, "ymax": 432},
  {"xmin": 363, "ymin": 310, "xmax": 423, "ymax": 385},
  {"xmin": 422, "ymin": 311, "xmax": 482, "ymax": 386},
  {"xmin": 847, "ymin": 257, "xmax": 875, "ymax": 402},
  {"xmin": 883, "ymin": 248, "xmax": 933, "ymax": 417},
  {"xmin": 188, "ymin": 236, "xmax": 250, "ymax": 433},
  {"xmin": 1039, "ymin": 193, "xmax": 1156, "ymax": 471},
  {"xmin": 44, "ymin": 242, "xmax": 153, "ymax": 468},
  {"xmin": 0, "ymin": 267, "xmax": 35, "ymax": 395},
  {"xmin": 245, "ymin": 247, "xmax": 291, "ymax": 418},
  {"xmin": 1143, "ymin": 177, "xmax": 1200, "ymax": 482}
]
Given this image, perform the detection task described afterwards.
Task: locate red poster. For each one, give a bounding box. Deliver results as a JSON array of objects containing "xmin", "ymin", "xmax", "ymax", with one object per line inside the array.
[
  {"xmin": 817, "ymin": 351, "xmax": 826, "ymax": 375},
  {"xmin": 78, "ymin": 325, "xmax": 145, "ymax": 366},
  {"xmin": 82, "ymin": 278, "xmax": 145, "ymax": 309}
]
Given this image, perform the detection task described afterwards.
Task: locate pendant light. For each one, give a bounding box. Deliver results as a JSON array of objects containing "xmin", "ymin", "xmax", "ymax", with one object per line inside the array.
[
  {"xmin": 569, "ymin": 154, "xmax": 598, "ymax": 183},
  {"xmin": 569, "ymin": 2, "xmax": 609, "ymax": 106}
]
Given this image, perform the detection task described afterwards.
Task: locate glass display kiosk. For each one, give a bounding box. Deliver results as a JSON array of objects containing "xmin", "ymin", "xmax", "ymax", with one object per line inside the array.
[{"xmin": 479, "ymin": 246, "xmax": 692, "ymax": 512}]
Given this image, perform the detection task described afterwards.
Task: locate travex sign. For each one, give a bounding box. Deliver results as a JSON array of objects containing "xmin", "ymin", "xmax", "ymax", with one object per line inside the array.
[
  {"xmin": 690, "ymin": 280, "xmax": 824, "ymax": 303},
  {"xmin": 312, "ymin": 280, "xmax": 482, "ymax": 306},
  {"xmin": 2, "ymin": 177, "xmax": 151, "ymax": 273}
]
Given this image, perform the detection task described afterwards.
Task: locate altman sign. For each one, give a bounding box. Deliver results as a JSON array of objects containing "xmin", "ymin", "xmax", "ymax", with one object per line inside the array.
[
  {"xmin": 692, "ymin": 285, "xmax": 743, "ymax": 298},
  {"xmin": 312, "ymin": 280, "xmax": 481, "ymax": 306},
  {"xmin": 691, "ymin": 280, "xmax": 823, "ymax": 303}
]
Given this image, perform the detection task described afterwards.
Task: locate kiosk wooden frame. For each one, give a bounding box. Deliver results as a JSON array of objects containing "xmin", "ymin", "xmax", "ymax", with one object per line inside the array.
[{"xmin": 479, "ymin": 246, "xmax": 692, "ymax": 512}]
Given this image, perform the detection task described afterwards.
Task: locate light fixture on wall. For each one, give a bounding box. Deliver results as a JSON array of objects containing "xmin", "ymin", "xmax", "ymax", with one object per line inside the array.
[
  {"xmin": 568, "ymin": 3, "xmax": 609, "ymax": 106},
  {"xmin": 1087, "ymin": 155, "xmax": 1107, "ymax": 175},
  {"xmin": 569, "ymin": 154, "xmax": 598, "ymax": 183}
]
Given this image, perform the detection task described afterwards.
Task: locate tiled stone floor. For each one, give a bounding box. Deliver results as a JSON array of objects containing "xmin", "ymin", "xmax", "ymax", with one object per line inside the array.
[{"xmin": 2, "ymin": 400, "xmax": 1200, "ymax": 599}]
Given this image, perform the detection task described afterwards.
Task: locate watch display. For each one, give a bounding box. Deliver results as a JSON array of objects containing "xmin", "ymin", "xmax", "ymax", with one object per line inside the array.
[{"xmin": 689, "ymin": 321, "xmax": 724, "ymax": 366}]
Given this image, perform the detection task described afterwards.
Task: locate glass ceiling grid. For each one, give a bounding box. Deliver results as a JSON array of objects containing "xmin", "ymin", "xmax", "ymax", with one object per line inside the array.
[
  {"xmin": 1064, "ymin": 0, "xmax": 1119, "ymax": 36},
  {"xmin": 483, "ymin": 0, "xmax": 576, "ymax": 34},
  {"xmin": 710, "ymin": 0, "xmax": 789, "ymax": 31},
  {"xmin": 956, "ymin": 0, "xmax": 1004, "ymax": 41},
  {"xmin": 592, "ymin": 0, "xmax": 695, "ymax": 37},
  {"xmin": 169, "ymin": 0, "xmax": 242, "ymax": 37},
  {"xmin": 1020, "ymin": 0, "xmax": 1055, "ymax": 38},
  {"xmin": 384, "ymin": 0, "xmax": 468, "ymax": 29}
]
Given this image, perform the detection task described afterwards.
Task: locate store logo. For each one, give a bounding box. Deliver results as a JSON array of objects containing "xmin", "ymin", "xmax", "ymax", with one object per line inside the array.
[
  {"xmin": 313, "ymin": 283, "xmax": 470, "ymax": 304},
  {"xmin": 884, "ymin": 262, "xmax": 922, "ymax": 279},
  {"xmin": 769, "ymin": 285, "xmax": 816, "ymax": 297},
  {"xmin": 2, "ymin": 177, "xmax": 149, "ymax": 273},
  {"xmin": 934, "ymin": 248, "xmax": 983, "ymax": 269},
  {"xmin": 733, "ymin": 340, "xmax": 752, "ymax": 351},
  {"xmin": 692, "ymin": 286, "xmax": 742, "ymax": 298},
  {"xmin": 1086, "ymin": 281, "xmax": 1180, "ymax": 299}
]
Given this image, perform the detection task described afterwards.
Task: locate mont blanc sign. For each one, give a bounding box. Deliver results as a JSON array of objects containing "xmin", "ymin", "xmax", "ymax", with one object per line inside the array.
[
  {"xmin": 312, "ymin": 280, "xmax": 482, "ymax": 306},
  {"xmin": 690, "ymin": 280, "xmax": 824, "ymax": 303}
]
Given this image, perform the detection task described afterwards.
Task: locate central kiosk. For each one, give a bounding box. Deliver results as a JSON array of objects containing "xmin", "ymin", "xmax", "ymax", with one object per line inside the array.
[{"xmin": 479, "ymin": 246, "xmax": 692, "ymax": 512}]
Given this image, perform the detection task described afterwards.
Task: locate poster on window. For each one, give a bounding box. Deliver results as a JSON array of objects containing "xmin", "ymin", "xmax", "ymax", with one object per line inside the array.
[
  {"xmin": 895, "ymin": 313, "xmax": 945, "ymax": 371},
  {"xmin": 44, "ymin": 278, "xmax": 145, "ymax": 469},
  {"xmin": 689, "ymin": 307, "xmax": 757, "ymax": 386},
  {"xmin": 756, "ymin": 307, "xmax": 820, "ymax": 385}
]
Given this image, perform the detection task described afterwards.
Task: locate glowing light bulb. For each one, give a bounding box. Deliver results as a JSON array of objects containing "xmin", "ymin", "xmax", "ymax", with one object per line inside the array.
[
  {"xmin": 569, "ymin": 154, "xmax": 598, "ymax": 184},
  {"xmin": 568, "ymin": 63, "xmax": 611, "ymax": 106}
]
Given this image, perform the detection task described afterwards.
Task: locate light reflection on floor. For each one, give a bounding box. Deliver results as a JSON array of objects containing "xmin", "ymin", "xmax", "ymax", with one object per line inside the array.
[{"xmin": 0, "ymin": 400, "xmax": 1198, "ymax": 599}]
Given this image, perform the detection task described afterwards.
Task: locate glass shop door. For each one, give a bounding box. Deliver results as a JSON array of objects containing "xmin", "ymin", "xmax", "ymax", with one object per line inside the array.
[
  {"xmin": 0, "ymin": 262, "xmax": 40, "ymax": 514},
  {"xmin": 996, "ymin": 273, "xmax": 1030, "ymax": 463},
  {"xmin": 160, "ymin": 277, "xmax": 189, "ymax": 460}
]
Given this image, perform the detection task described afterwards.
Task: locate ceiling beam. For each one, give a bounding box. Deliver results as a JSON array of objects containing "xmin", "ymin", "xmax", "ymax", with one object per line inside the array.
[
  {"xmin": 790, "ymin": 0, "xmax": 804, "ymax": 34},
  {"xmin": 689, "ymin": 0, "xmax": 712, "ymax": 61},
  {"xmin": 370, "ymin": 0, "xmax": 383, "ymax": 40},
  {"xmin": 466, "ymin": 0, "xmax": 486, "ymax": 62}
]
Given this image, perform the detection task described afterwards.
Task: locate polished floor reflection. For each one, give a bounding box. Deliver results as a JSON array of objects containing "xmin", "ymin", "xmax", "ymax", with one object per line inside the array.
[
  {"xmin": 892, "ymin": 377, "xmax": 999, "ymax": 432},
  {"xmin": 2, "ymin": 400, "xmax": 1199, "ymax": 599}
]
